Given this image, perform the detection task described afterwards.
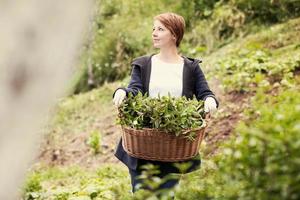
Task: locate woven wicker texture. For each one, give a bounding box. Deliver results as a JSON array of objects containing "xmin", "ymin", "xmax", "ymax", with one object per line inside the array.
[{"xmin": 121, "ymin": 126, "xmax": 206, "ymax": 161}]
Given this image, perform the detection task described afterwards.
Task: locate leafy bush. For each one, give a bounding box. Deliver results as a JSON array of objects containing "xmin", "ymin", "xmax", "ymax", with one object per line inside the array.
[
  {"xmin": 232, "ymin": 0, "xmax": 300, "ymax": 23},
  {"xmin": 22, "ymin": 165, "xmax": 132, "ymax": 200},
  {"xmin": 71, "ymin": 0, "xmax": 155, "ymax": 94},
  {"xmin": 176, "ymin": 86, "xmax": 300, "ymax": 199},
  {"xmin": 86, "ymin": 130, "xmax": 102, "ymax": 154},
  {"xmin": 216, "ymin": 49, "xmax": 300, "ymax": 92},
  {"xmin": 23, "ymin": 173, "xmax": 43, "ymax": 200},
  {"xmin": 117, "ymin": 92, "xmax": 206, "ymax": 141}
]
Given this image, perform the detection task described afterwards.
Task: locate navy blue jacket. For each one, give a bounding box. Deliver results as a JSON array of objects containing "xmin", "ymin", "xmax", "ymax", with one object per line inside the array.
[{"xmin": 113, "ymin": 53, "xmax": 219, "ymax": 172}]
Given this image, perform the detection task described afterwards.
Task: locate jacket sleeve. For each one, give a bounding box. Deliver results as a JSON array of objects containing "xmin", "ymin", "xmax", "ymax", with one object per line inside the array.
[
  {"xmin": 194, "ymin": 63, "xmax": 219, "ymax": 108},
  {"xmin": 113, "ymin": 64, "xmax": 144, "ymax": 98}
]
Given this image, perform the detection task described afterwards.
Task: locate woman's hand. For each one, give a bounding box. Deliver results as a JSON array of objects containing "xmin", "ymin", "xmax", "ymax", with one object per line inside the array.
[
  {"xmin": 204, "ymin": 97, "xmax": 217, "ymax": 115},
  {"xmin": 113, "ymin": 89, "xmax": 126, "ymax": 107}
]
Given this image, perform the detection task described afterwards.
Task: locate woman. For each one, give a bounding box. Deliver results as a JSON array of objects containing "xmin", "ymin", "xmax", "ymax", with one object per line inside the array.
[{"xmin": 112, "ymin": 12, "xmax": 219, "ymax": 196}]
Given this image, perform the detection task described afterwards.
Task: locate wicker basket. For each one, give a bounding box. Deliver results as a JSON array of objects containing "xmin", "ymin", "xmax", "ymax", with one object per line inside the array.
[{"xmin": 121, "ymin": 125, "xmax": 207, "ymax": 162}]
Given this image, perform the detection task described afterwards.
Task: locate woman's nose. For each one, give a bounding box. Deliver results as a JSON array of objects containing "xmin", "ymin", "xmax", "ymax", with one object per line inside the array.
[{"xmin": 152, "ymin": 29, "xmax": 158, "ymax": 36}]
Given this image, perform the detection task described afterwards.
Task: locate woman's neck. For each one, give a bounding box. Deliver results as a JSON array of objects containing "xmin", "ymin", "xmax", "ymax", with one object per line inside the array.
[{"xmin": 156, "ymin": 48, "xmax": 183, "ymax": 64}]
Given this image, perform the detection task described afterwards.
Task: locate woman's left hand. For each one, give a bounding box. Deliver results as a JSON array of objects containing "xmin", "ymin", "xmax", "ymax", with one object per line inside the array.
[{"xmin": 204, "ymin": 97, "xmax": 217, "ymax": 115}]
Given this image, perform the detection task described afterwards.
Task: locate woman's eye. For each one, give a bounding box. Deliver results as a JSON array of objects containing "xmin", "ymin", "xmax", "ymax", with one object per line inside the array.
[{"xmin": 152, "ymin": 27, "xmax": 164, "ymax": 31}]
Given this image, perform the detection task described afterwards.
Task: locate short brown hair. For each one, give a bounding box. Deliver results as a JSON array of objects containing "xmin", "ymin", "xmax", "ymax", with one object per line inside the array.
[{"xmin": 154, "ymin": 12, "xmax": 185, "ymax": 47}]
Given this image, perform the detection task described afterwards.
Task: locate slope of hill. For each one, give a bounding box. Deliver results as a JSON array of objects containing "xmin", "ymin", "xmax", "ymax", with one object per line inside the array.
[{"xmin": 22, "ymin": 17, "xmax": 300, "ymax": 200}]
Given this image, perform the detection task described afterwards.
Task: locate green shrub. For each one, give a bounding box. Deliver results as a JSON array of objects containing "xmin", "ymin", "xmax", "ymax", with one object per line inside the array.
[
  {"xmin": 176, "ymin": 86, "xmax": 300, "ymax": 199},
  {"xmin": 216, "ymin": 49, "xmax": 300, "ymax": 92},
  {"xmin": 22, "ymin": 165, "xmax": 131, "ymax": 200},
  {"xmin": 86, "ymin": 130, "xmax": 102, "ymax": 154},
  {"xmin": 232, "ymin": 0, "xmax": 300, "ymax": 23},
  {"xmin": 22, "ymin": 173, "xmax": 43, "ymax": 200}
]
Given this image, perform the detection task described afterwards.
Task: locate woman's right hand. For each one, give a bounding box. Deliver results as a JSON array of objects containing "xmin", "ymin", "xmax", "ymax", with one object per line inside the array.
[{"xmin": 113, "ymin": 89, "xmax": 126, "ymax": 107}]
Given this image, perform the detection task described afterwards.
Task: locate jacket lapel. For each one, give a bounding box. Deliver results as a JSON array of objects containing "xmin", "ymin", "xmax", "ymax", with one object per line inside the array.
[
  {"xmin": 131, "ymin": 53, "xmax": 154, "ymax": 95},
  {"xmin": 182, "ymin": 56, "xmax": 191, "ymax": 97},
  {"xmin": 144, "ymin": 54, "xmax": 154, "ymax": 94},
  {"xmin": 182, "ymin": 56, "xmax": 202, "ymax": 98}
]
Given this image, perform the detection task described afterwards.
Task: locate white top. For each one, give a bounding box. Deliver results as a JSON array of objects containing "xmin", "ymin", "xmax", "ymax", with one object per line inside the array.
[{"xmin": 149, "ymin": 55, "xmax": 184, "ymax": 98}]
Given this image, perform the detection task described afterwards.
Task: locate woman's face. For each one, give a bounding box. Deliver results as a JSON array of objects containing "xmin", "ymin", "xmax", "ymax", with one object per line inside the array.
[{"xmin": 152, "ymin": 20, "xmax": 176, "ymax": 48}]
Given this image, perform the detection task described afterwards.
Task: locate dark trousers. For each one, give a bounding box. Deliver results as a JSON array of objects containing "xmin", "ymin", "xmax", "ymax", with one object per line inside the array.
[
  {"xmin": 129, "ymin": 166, "xmax": 180, "ymax": 193},
  {"xmin": 128, "ymin": 155, "xmax": 201, "ymax": 197},
  {"xmin": 128, "ymin": 159, "xmax": 185, "ymax": 200}
]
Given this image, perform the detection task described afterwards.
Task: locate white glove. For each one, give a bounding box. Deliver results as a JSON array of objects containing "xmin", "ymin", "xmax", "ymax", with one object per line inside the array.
[
  {"xmin": 113, "ymin": 89, "xmax": 126, "ymax": 107},
  {"xmin": 204, "ymin": 97, "xmax": 217, "ymax": 114}
]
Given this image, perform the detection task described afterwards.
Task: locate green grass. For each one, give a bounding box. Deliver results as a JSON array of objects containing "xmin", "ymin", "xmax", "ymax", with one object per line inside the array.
[
  {"xmin": 22, "ymin": 164, "xmax": 131, "ymax": 200},
  {"xmin": 204, "ymin": 17, "xmax": 300, "ymax": 71},
  {"xmin": 41, "ymin": 79, "xmax": 128, "ymax": 150},
  {"xmin": 50, "ymin": 83, "xmax": 116, "ymax": 131},
  {"xmin": 203, "ymin": 17, "xmax": 300, "ymax": 93}
]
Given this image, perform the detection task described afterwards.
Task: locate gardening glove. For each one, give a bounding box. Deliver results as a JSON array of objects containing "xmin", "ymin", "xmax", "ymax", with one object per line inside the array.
[
  {"xmin": 113, "ymin": 89, "xmax": 126, "ymax": 107},
  {"xmin": 204, "ymin": 97, "xmax": 217, "ymax": 115}
]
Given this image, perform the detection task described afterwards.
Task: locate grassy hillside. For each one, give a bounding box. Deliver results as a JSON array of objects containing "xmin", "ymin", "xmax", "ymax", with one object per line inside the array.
[
  {"xmin": 72, "ymin": 0, "xmax": 300, "ymax": 94},
  {"xmin": 22, "ymin": 17, "xmax": 300, "ymax": 200}
]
